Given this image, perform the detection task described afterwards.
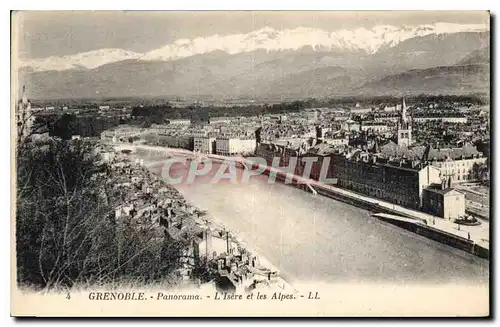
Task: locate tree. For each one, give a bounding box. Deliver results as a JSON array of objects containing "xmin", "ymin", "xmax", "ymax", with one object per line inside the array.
[
  {"xmin": 16, "ymin": 135, "xmax": 188, "ymax": 290},
  {"xmin": 471, "ymin": 162, "xmax": 489, "ymax": 183},
  {"xmin": 16, "ymin": 138, "xmax": 111, "ymax": 288}
]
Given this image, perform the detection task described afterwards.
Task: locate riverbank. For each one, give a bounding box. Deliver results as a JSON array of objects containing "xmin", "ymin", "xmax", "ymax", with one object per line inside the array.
[
  {"xmin": 249, "ymin": 160, "xmax": 490, "ymax": 259},
  {"xmin": 372, "ymin": 213, "xmax": 489, "ymax": 259},
  {"xmin": 195, "ymin": 213, "xmax": 296, "ymax": 293},
  {"xmin": 118, "ymin": 148, "xmax": 296, "ymax": 292}
]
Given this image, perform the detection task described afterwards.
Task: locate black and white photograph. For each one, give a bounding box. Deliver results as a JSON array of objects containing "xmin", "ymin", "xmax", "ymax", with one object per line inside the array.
[{"xmin": 10, "ymin": 10, "xmax": 491, "ymax": 317}]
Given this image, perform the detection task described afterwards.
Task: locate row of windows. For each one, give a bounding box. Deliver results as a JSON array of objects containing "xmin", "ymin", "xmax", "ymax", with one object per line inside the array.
[
  {"xmin": 339, "ymin": 177, "xmax": 414, "ymax": 195},
  {"xmin": 338, "ymin": 180, "xmax": 418, "ymax": 208},
  {"xmin": 440, "ymin": 160, "xmax": 484, "ymax": 168}
]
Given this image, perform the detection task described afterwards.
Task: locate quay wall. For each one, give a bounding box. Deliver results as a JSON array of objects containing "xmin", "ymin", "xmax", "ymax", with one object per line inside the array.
[
  {"xmin": 375, "ymin": 216, "xmax": 489, "ymax": 259},
  {"xmin": 257, "ymin": 164, "xmax": 489, "ymax": 260}
]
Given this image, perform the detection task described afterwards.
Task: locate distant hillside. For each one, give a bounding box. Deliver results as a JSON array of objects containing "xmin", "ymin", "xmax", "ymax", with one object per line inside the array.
[
  {"xmin": 249, "ymin": 66, "xmax": 367, "ymax": 98},
  {"xmin": 456, "ymin": 47, "xmax": 490, "ymax": 65},
  {"xmin": 357, "ymin": 64, "xmax": 489, "ymax": 96}
]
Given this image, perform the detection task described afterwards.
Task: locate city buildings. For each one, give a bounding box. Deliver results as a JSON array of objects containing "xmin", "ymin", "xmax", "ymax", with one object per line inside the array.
[
  {"xmin": 379, "ymin": 142, "xmax": 487, "ymax": 184},
  {"xmin": 209, "ymin": 116, "xmax": 233, "ymax": 124},
  {"xmin": 168, "ymin": 119, "xmax": 192, "ymax": 125},
  {"xmin": 322, "ymin": 135, "xmax": 349, "ymax": 146},
  {"xmin": 341, "ymin": 120, "xmax": 361, "ymax": 132},
  {"xmin": 350, "ymin": 105, "xmax": 372, "ymax": 116},
  {"xmin": 101, "ymin": 126, "xmax": 144, "ymax": 143},
  {"xmin": 331, "ymin": 150, "xmax": 441, "ymax": 210},
  {"xmin": 373, "ymin": 112, "xmax": 400, "ymax": 123},
  {"xmin": 413, "ymin": 115, "xmax": 468, "ymax": 124},
  {"xmin": 193, "ymin": 135, "xmax": 216, "ymax": 154},
  {"xmin": 360, "ymin": 122, "xmax": 389, "ymax": 134},
  {"xmin": 215, "ymin": 136, "xmax": 257, "ymax": 156},
  {"xmin": 306, "ymin": 110, "xmax": 319, "ymax": 122}
]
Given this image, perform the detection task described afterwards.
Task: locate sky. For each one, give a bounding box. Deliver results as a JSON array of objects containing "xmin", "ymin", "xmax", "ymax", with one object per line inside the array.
[{"xmin": 13, "ymin": 11, "xmax": 489, "ymax": 60}]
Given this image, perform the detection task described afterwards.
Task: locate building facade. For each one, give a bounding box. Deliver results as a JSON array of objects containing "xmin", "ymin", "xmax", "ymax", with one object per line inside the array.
[
  {"xmin": 168, "ymin": 119, "xmax": 191, "ymax": 125},
  {"xmin": 422, "ymin": 187, "xmax": 466, "ymax": 220},
  {"xmin": 431, "ymin": 155, "xmax": 488, "ymax": 183},
  {"xmin": 193, "ymin": 136, "xmax": 216, "ymax": 154},
  {"xmin": 216, "ymin": 137, "xmax": 257, "ymax": 156},
  {"xmin": 209, "ymin": 117, "xmax": 233, "ymax": 124},
  {"xmin": 330, "ymin": 151, "xmax": 441, "ymax": 210},
  {"xmin": 322, "ymin": 137, "xmax": 349, "ymax": 146},
  {"xmin": 413, "ymin": 116, "xmax": 468, "ymax": 124},
  {"xmin": 360, "ymin": 123, "xmax": 389, "ymax": 133},
  {"xmin": 350, "ymin": 107, "xmax": 372, "ymax": 116},
  {"xmin": 342, "ymin": 120, "xmax": 361, "ymax": 132}
]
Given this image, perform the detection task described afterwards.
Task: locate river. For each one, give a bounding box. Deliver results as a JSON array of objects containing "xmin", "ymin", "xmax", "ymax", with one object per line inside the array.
[{"xmin": 142, "ymin": 154, "xmax": 489, "ymax": 285}]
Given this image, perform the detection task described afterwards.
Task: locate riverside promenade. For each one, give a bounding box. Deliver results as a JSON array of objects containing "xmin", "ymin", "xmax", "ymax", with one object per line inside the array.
[
  {"xmin": 318, "ymin": 182, "xmax": 490, "ymax": 250},
  {"xmin": 115, "ymin": 143, "xmax": 490, "ymax": 254}
]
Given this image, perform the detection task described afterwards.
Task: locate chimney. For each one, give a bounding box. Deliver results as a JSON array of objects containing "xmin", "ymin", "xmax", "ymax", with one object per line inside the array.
[
  {"xmin": 226, "ymin": 231, "xmax": 230, "ymax": 254},
  {"xmin": 448, "ymin": 176, "xmax": 452, "ymax": 189}
]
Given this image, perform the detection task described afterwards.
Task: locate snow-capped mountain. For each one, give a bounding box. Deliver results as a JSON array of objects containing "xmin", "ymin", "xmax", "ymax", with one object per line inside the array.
[
  {"xmin": 19, "ymin": 23, "xmax": 488, "ymax": 72},
  {"xmin": 19, "ymin": 48, "xmax": 143, "ymax": 72}
]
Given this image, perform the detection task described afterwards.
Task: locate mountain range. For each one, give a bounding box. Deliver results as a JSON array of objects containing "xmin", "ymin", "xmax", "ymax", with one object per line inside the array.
[{"xmin": 17, "ymin": 24, "xmax": 490, "ymax": 100}]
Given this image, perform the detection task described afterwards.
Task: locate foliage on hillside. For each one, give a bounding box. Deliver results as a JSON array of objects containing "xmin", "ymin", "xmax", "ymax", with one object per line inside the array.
[{"xmin": 15, "ymin": 137, "xmax": 184, "ymax": 290}]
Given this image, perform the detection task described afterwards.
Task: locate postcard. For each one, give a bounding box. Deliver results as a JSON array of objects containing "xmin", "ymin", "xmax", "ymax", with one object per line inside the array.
[{"xmin": 11, "ymin": 10, "xmax": 490, "ymax": 317}]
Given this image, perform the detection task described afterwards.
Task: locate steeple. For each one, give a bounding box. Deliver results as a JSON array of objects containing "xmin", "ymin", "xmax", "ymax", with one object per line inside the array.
[
  {"xmin": 397, "ymin": 96, "xmax": 412, "ymax": 148},
  {"xmin": 401, "ymin": 97, "xmax": 407, "ymax": 124}
]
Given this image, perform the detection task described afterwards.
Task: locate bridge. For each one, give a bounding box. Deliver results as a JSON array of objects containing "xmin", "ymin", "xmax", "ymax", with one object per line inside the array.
[{"xmin": 111, "ymin": 143, "xmax": 318, "ymax": 195}]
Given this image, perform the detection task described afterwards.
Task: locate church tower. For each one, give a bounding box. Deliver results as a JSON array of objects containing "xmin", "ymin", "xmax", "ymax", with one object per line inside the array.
[{"xmin": 397, "ymin": 97, "xmax": 412, "ymax": 147}]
